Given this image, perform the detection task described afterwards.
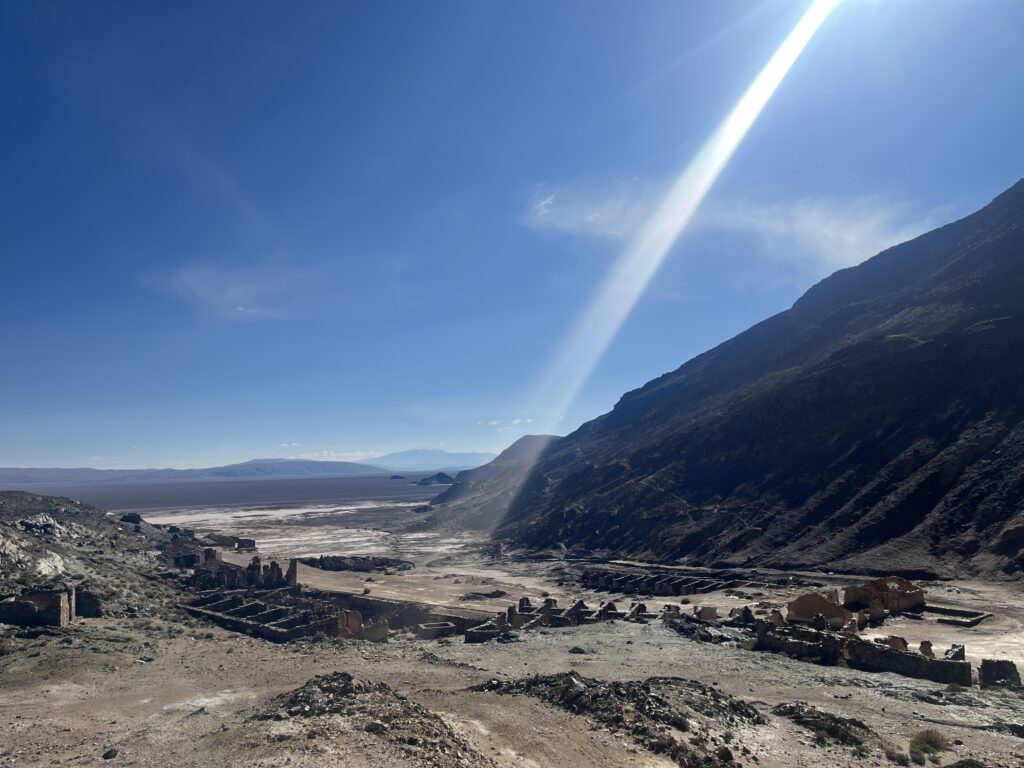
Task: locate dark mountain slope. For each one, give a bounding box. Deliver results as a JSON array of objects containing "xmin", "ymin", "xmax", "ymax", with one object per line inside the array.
[
  {"xmin": 495, "ymin": 179, "xmax": 1024, "ymax": 578},
  {"xmin": 413, "ymin": 436, "xmax": 558, "ymax": 531}
]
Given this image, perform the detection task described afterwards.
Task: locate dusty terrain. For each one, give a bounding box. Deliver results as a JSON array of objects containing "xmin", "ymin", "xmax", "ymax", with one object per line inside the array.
[{"xmin": 3, "ymin": 494, "xmax": 1024, "ymax": 767}]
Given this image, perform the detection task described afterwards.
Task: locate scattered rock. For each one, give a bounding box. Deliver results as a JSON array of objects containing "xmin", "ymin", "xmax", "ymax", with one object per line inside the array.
[
  {"xmin": 771, "ymin": 701, "xmax": 872, "ymax": 746},
  {"xmin": 255, "ymin": 672, "xmax": 493, "ymax": 768},
  {"xmin": 473, "ymin": 672, "xmax": 762, "ymax": 766}
]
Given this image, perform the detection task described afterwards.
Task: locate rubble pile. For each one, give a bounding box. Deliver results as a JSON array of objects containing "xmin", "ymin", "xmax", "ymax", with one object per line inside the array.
[
  {"xmin": 257, "ymin": 672, "xmax": 492, "ymax": 768},
  {"xmin": 259, "ymin": 671, "xmax": 394, "ymax": 717},
  {"xmin": 473, "ymin": 672, "xmax": 763, "ymax": 767},
  {"xmin": 771, "ymin": 702, "xmax": 872, "ymax": 747}
]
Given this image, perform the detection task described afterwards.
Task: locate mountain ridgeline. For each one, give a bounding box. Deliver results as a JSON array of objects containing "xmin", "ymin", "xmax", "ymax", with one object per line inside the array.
[
  {"xmin": 438, "ymin": 180, "xmax": 1024, "ymax": 578},
  {"xmin": 0, "ymin": 459, "xmax": 384, "ymax": 486}
]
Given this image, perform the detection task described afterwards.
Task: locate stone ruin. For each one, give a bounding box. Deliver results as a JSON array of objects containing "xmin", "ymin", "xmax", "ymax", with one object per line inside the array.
[
  {"xmin": 158, "ymin": 526, "xmax": 256, "ymax": 569},
  {"xmin": 785, "ymin": 591, "xmax": 857, "ymax": 630},
  {"xmin": 580, "ymin": 566, "xmax": 766, "ymax": 597},
  {"xmin": 0, "ymin": 586, "xmax": 75, "ymax": 628},
  {"xmin": 979, "ymin": 659, "xmax": 1023, "ymax": 688},
  {"xmin": 785, "ymin": 577, "xmax": 928, "ymax": 631},
  {"xmin": 843, "ymin": 576, "xmax": 925, "ymax": 613},
  {"xmin": 657, "ymin": 574, "xmax": 1021, "ymax": 689},
  {"xmin": 187, "ymin": 555, "xmax": 296, "ymax": 591},
  {"xmin": 183, "ymin": 556, "xmax": 489, "ymax": 644},
  {"xmin": 0, "ymin": 583, "xmax": 102, "ymax": 628},
  {"xmin": 183, "ymin": 586, "xmax": 389, "ymax": 643},
  {"xmin": 462, "ymin": 596, "xmax": 662, "ymax": 643},
  {"xmin": 752, "ymin": 620, "xmax": 974, "ymax": 686}
]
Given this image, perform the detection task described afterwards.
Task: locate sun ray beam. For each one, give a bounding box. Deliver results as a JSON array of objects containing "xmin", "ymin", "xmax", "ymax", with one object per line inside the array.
[{"xmin": 530, "ymin": 0, "xmax": 841, "ymax": 437}]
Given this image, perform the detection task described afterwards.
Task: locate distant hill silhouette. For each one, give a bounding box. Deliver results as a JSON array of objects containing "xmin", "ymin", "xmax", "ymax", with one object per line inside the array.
[
  {"xmin": 0, "ymin": 458, "xmax": 386, "ymax": 487},
  {"xmin": 366, "ymin": 449, "xmax": 496, "ymax": 472},
  {"xmin": 416, "ymin": 472, "xmax": 457, "ymax": 486}
]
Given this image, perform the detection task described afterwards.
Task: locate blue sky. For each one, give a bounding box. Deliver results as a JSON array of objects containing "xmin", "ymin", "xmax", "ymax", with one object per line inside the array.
[{"xmin": 3, "ymin": 0, "xmax": 1023, "ymax": 468}]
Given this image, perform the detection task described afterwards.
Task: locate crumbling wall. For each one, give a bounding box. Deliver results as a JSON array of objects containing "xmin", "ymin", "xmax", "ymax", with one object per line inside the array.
[
  {"xmin": 785, "ymin": 593, "xmax": 851, "ymax": 629},
  {"xmin": 465, "ymin": 597, "xmax": 655, "ymax": 643},
  {"xmin": 579, "ymin": 567, "xmax": 766, "ymax": 597},
  {"xmin": 754, "ymin": 624, "xmax": 844, "ymax": 665},
  {"xmin": 0, "ymin": 586, "xmax": 75, "ymax": 628},
  {"xmin": 74, "ymin": 585, "xmax": 103, "ymax": 617},
  {"xmin": 752, "ymin": 621, "xmax": 972, "ymax": 686},
  {"xmin": 979, "ymin": 659, "xmax": 1021, "ymax": 688},
  {"xmin": 845, "ymin": 637, "xmax": 971, "ymax": 685},
  {"xmin": 843, "ymin": 576, "xmax": 925, "ymax": 613},
  {"xmin": 183, "ymin": 587, "xmax": 388, "ymax": 643}
]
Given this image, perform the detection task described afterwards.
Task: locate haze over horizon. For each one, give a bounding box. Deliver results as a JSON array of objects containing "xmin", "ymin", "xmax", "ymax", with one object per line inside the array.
[{"xmin": 4, "ymin": 0, "xmax": 1024, "ymax": 469}]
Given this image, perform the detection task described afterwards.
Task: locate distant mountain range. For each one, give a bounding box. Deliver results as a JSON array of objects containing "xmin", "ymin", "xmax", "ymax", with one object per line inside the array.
[
  {"xmin": 0, "ymin": 458, "xmax": 386, "ymax": 487},
  {"xmin": 0, "ymin": 449, "xmax": 498, "ymax": 488},
  {"xmin": 365, "ymin": 449, "xmax": 496, "ymax": 472},
  {"xmin": 428, "ymin": 179, "xmax": 1024, "ymax": 579}
]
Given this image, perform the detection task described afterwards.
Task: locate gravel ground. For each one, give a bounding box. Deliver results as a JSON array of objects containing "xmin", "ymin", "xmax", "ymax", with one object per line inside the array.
[{"xmin": 2, "ymin": 611, "xmax": 1022, "ymax": 768}]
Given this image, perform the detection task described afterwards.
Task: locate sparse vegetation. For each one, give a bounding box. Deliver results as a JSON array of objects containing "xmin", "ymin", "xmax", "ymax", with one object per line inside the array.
[
  {"xmin": 885, "ymin": 747, "xmax": 911, "ymax": 765},
  {"xmin": 909, "ymin": 729, "xmax": 950, "ymax": 765}
]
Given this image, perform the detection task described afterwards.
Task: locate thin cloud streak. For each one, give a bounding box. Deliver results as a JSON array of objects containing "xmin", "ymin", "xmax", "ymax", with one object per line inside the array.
[
  {"xmin": 525, "ymin": 180, "xmax": 663, "ymax": 239},
  {"xmin": 526, "ymin": 180, "xmax": 942, "ymax": 279},
  {"xmin": 295, "ymin": 449, "xmax": 383, "ymax": 463},
  {"xmin": 157, "ymin": 262, "xmax": 301, "ymax": 318},
  {"xmin": 701, "ymin": 197, "xmax": 948, "ymax": 276}
]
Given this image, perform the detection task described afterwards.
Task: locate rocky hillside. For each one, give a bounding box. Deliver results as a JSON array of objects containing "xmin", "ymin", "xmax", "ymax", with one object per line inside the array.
[
  {"xmin": 0, "ymin": 491, "xmax": 174, "ymax": 613},
  {"xmin": 472, "ymin": 180, "xmax": 1024, "ymax": 578},
  {"xmin": 414, "ymin": 436, "xmax": 557, "ymax": 531}
]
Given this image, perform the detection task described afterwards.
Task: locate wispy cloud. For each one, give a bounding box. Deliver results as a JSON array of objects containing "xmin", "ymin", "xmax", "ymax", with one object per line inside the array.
[
  {"xmin": 700, "ymin": 197, "xmax": 948, "ymax": 277},
  {"xmin": 524, "ymin": 179, "xmax": 662, "ymax": 239},
  {"xmin": 295, "ymin": 448, "xmax": 382, "ymax": 462},
  {"xmin": 525, "ymin": 177, "xmax": 945, "ymax": 279},
  {"xmin": 478, "ymin": 417, "xmax": 533, "ymax": 433},
  {"xmin": 156, "ymin": 262, "xmax": 301, "ymax": 318}
]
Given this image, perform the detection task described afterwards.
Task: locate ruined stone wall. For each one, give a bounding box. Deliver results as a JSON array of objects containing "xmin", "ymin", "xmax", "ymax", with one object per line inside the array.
[
  {"xmin": 845, "ymin": 637, "xmax": 971, "ymax": 686},
  {"xmin": 0, "ymin": 589, "xmax": 73, "ymax": 628},
  {"xmin": 754, "ymin": 625, "xmax": 844, "ymax": 665}
]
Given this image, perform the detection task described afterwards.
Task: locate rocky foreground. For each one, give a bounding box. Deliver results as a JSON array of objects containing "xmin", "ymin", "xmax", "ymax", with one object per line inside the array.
[{"xmin": 2, "ymin": 492, "xmax": 1023, "ymax": 767}]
